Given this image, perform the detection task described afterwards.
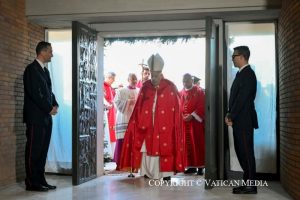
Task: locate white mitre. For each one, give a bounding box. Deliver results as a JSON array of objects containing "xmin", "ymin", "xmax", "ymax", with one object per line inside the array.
[{"xmin": 147, "ymin": 53, "xmax": 164, "ymax": 72}]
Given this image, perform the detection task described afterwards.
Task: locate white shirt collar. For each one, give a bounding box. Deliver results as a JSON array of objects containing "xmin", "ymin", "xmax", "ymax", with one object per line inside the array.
[
  {"xmin": 184, "ymin": 86, "xmax": 193, "ymax": 91},
  {"xmin": 36, "ymin": 58, "xmax": 45, "ymax": 69},
  {"xmin": 239, "ymin": 64, "xmax": 248, "ymax": 72}
]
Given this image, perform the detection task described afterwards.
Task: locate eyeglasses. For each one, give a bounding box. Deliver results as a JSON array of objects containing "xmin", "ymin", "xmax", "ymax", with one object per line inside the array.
[{"xmin": 232, "ymin": 54, "xmax": 240, "ymax": 59}]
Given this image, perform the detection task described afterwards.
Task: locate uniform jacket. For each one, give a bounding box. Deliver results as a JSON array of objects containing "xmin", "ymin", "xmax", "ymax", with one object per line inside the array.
[
  {"xmin": 23, "ymin": 60, "xmax": 58, "ymax": 125},
  {"xmin": 228, "ymin": 65, "xmax": 259, "ymax": 131}
]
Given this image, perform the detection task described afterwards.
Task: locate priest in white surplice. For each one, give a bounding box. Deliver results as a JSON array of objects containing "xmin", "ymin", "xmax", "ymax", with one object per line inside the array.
[{"xmin": 114, "ymin": 73, "xmax": 139, "ymax": 170}]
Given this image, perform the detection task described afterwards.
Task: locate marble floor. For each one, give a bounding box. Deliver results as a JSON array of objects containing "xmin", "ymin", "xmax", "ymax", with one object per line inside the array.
[{"xmin": 0, "ymin": 172, "xmax": 292, "ymax": 200}]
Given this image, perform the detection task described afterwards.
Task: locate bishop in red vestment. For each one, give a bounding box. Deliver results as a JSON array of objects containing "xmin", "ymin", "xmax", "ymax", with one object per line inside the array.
[
  {"xmin": 180, "ymin": 73, "xmax": 205, "ymax": 175},
  {"xmin": 103, "ymin": 72, "xmax": 117, "ymax": 156},
  {"xmin": 120, "ymin": 54, "xmax": 184, "ymax": 180}
]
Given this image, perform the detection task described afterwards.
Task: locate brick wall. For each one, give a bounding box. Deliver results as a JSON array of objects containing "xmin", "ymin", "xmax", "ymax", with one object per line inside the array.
[
  {"xmin": 278, "ymin": 0, "xmax": 300, "ymax": 199},
  {"xmin": 0, "ymin": 0, "xmax": 44, "ymax": 187}
]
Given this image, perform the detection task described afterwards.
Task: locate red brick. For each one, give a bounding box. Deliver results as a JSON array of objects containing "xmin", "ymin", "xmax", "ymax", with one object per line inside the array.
[
  {"xmin": 279, "ymin": 0, "xmax": 300, "ymax": 199},
  {"xmin": 0, "ymin": 0, "xmax": 44, "ymax": 187}
]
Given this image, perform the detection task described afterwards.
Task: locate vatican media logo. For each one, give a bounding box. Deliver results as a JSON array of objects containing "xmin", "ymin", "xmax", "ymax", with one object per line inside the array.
[{"xmin": 148, "ymin": 179, "xmax": 269, "ymax": 187}]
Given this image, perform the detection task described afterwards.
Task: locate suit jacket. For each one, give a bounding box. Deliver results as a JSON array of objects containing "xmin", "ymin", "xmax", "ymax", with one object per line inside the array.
[
  {"xmin": 228, "ymin": 65, "xmax": 258, "ymax": 131},
  {"xmin": 23, "ymin": 60, "xmax": 58, "ymax": 125}
]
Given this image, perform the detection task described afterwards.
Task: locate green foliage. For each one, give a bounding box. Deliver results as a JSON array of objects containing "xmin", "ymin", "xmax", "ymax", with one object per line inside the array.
[{"xmin": 104, "ymin": 35, "xmax": 195, "ymax": 46}]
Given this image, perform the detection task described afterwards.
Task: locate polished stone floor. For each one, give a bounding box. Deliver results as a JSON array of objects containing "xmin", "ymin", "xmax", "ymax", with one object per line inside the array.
[{"xmin": 0, "ymin": 172, "xmax": 292, "ymax": 200}]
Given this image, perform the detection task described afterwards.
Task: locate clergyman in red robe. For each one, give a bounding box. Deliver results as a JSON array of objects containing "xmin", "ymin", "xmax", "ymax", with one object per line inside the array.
[
  {"xmin": 136, "ymin": 66, "xmax": 150, "ymax": 88},
  {"xmin": 120, "ymin": 53, "xmax": 184, "ymax": 180},
  {"xmin": 180, "ymin": 73, "xmax": 205, "ymax": 175},
  {"xmin": 103, "ymin": 72, "xmax": 117, "ymax": 157}
]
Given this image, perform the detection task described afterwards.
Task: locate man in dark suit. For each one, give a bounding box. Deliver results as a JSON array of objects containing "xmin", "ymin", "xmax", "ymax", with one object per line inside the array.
[
  {"xmin": 23, "ymin": 41, "xmax": 59, "ymax": 191},
  {"xmin": 225, "ymin": 46, "xmax": 259, "ymax": 194}
]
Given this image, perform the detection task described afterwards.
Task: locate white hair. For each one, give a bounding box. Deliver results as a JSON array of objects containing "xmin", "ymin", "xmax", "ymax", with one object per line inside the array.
[{"xmin": 105, "ymin": 71, "xmax": 116, "ymax": 78}]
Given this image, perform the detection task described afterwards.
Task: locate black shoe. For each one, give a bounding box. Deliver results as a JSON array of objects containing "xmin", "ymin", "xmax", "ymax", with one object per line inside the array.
[
  {"xmin": 232, "ymin": 186, "xmax": 245, "ymax": 192},
  {"xmin": 144, "ymin": 175, "xmax": 150, "ymax": 179},
  {"xmin": 184, "ymin": 168, "xmax": 197, "ymax": 174},
  {"xmin": 26, "ymin": 185, "xmax": 49, "ymax": 192},
  {"xmin": 41, "ymin": 183, "xmax": 57, "ymax": 190},
  {"xmin": 163, "ymin": 176, "xmax": 171, "ymax": 181},
  {"xmin": 197, "ymin": 168, "xmax": 204, "ymax": 175},
  {"xmin": 233, "ymin": 186, "xmax": 257, "ymax": 194}
]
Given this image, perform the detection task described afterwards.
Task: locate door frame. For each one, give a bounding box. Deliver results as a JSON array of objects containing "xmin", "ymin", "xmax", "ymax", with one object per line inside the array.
[{"xmin": 204, "ymin": 17, "xmax": 226, "ymax": 189}]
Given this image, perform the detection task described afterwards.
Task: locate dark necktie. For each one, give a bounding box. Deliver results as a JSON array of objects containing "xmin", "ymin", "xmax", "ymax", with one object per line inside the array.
[
  {"xmin": 43, "ymin": 67, "xmax": 52, "ymax": 100},
  {"xmin": 44, "ymin": 67, "xmax": 49, "ymax": 77},
  {"xmin": 43, "ymin": 67, "xmax": 51, "ymax": 84}
]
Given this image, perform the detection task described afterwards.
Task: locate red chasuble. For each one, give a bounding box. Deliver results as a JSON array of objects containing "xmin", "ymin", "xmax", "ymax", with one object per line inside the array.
[
  {"xmin": 136, "ymin": 80, "xmax": 143, "ymax": 88},
  {"xmin": 120, "ymin": 79, "xmax": 184, "ymax": 173},
  {"xmin": 104, "ymin": 82, "xmax": 116, "ymax": 142},
  {"xmin": 180, "ymin": 86, "xmax": 205, "ymax": 168}
]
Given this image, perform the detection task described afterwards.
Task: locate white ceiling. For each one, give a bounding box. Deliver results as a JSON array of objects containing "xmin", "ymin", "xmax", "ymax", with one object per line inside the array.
[{"xmin": 26, "ymin": 0, "xmax": 280, "ymax": 36}]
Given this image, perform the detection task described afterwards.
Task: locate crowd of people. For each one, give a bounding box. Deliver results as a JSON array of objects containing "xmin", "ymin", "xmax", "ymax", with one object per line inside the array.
[
  {"xmin": 24, "ymin": 41, "xmax": 258, "ymax": 195},
  {"xmin": 103, "ymin": 53, "xmax": 206, "ymax": 180}
]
